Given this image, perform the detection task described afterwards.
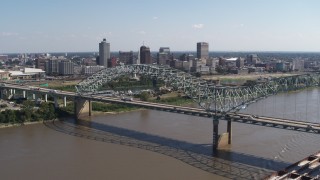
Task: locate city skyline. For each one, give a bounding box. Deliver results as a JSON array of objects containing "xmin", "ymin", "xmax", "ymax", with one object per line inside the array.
[{"xmin": 1, "ymin": 0, "xmax": 320, "ymax": 53}]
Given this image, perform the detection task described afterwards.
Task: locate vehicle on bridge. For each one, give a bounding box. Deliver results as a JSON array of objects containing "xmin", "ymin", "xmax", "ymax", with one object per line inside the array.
[
  {"xmin": 121, "ymin": 97, "xmax": 133, "ymax": 101},
  {"xmin": 49, "ymin": 89, "xmax": 58, "ymax": 93},
  {"xmin": 29, "ymin": 86, "xmax": 40, "ymax": 90},
  {"xmin": 307, "ymin": 125, "xmax": 315, "ymax": 130}
]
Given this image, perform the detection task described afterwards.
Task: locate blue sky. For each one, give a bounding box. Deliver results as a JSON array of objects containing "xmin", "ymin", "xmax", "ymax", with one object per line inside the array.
[{"xmin": 1, "ymin": 0, "xmax": 320, "ymax": 53}]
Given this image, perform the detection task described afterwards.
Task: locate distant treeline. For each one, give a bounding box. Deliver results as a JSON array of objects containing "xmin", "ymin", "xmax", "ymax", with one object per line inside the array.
[{"xmin": 0, "ymin": 100, "xmax": 71, "ymax": 124}]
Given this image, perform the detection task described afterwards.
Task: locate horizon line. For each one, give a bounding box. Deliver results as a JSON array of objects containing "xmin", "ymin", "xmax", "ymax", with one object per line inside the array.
[{"xmin": 2, "ymin": 50, "xmax": 320, "ymax": 55}]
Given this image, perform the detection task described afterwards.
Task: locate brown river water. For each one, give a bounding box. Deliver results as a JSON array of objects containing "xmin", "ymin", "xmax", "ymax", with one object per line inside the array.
[{"xmin": 1, "ymin": 88, "xmax": 320, "ymax": 180}]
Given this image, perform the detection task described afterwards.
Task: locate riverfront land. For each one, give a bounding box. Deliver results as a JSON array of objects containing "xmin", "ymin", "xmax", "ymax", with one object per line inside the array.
[{"xmin": 203, "ymin": 72, "xmax": 300, "ymax": 85}]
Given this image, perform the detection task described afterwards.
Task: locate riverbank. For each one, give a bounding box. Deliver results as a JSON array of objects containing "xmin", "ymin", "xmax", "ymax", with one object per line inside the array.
[
  {"xmin": 0, "ymin": 120, "xmax": 51, "ymax": 129},
  {"xmin": 202, "ymin": 72, "xmax": 300, "ymax": 81},
  {"xmin": 92, "ymin": 108, "xmax": 142, "ymax": 115}
]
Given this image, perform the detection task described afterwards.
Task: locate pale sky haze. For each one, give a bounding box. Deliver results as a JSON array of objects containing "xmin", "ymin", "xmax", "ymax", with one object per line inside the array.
[{"xmin": 1, "ymin": 0, "xmax": 320, "ymax": 53}]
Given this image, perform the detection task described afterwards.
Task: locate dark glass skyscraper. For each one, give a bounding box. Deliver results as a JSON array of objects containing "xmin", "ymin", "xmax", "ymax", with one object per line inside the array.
[
  {"xmin": 140, "ymin": 46, "xmax": 151, "ymax": 64},
  {"xmin": 119, "ymin": 51, "xmax": 134, "ymax": 64},
  {"xmin": 197, "ymin": 42, "xmax": 209, "ymax": 60}
]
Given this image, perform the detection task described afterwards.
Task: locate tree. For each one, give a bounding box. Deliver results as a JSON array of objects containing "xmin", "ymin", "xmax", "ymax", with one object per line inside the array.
[
  {"xmin": 38, "ymin": 102, "xmax": 56, "ymax": 120},
  {"xmin": 0, "ymin": 113, "xmax": 5, "ymax": 123},
  {"xmin": 22, "ymin": 100, "xmax": 35, "ymax": 112},
  {"xmin": 216, "ymin": 66, "xmax": 227, "ymax": 74},
  {"xmin": 4, "ymin": 110, "xmax": 16, "ymax": 124},
  {"xmin": 139, "ymin": 92, "xmax": 150, "ymax": 101},
  {"xmin": 195, "ymin": 72, "xmax": 202, "ymax": 77}
]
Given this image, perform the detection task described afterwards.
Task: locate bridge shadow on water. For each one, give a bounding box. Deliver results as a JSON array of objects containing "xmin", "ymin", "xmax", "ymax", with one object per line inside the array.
[{"xmin": 44, "ymin": 118, "xmax": 289, "ymax": 180}]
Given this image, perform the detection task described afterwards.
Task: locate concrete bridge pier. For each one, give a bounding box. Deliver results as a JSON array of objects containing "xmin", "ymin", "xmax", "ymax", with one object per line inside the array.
[
  {"xmin": 63, "ymin": 96, "xmax": 67, "ymax": 107},
  {"xmin": 54, "ymin": 97, "xmax": 59, "ymax": 108},
  {"xmin": 74, "ymin": 98, "xmax": 92, "ymax": 120},
  {"xmin": 0, "ymin": 89, "xmax": 4, "ymax": 99},
  {"xmin": 212, "ymin": 119, "xmax": 219, "ymax": 153},
  {"xmin": 227, "ymin": 119, "xmax": 232, "ymax": 144},
  {"xmin": 23, "ymin": 91, "xmax": 26, "ymax": 98},
  {"xmin": 32, "ymin": 94, "xmax": 36, "ymax": 100},
  {"xmin": 44, "ymin": 94, "xmax": 48, "ymax": 102},
  {"xmin": 212, "ymin": 117, "xmax": 233, "ymax": 155}
]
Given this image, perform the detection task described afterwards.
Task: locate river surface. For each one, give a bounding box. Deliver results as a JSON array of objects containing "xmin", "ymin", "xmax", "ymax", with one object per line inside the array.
[{"xmin": 1, "ymin": 88, "xmax": 320, "ymax": 179}]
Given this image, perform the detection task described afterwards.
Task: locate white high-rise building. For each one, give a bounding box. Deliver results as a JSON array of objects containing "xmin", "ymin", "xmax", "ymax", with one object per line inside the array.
[{"xmin": 99, "ymin": 38, "xmax": 110, "ymax": 67}]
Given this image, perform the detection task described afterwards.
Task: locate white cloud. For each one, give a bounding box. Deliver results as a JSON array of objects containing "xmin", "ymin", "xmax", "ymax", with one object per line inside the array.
[
  {"xmin": 192, "ymin": 24, "xmax": 204, "ymax": 29},
  {"xmin": 153, "ymin": 16, "xmax": 158, "ymax": 20},
  {"xmin": 240, "ymin": 24, "xmax": 244, "ymax": 27}
]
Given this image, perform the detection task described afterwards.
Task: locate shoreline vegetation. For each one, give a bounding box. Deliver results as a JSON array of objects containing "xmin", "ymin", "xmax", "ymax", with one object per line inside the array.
[
  {"xmin": 0, "ymin": 100, "xmax": 68, "ymax": 128},
  {"xmin": 0, "ymin": 95, "xmax": 194, "ymax": 128}
]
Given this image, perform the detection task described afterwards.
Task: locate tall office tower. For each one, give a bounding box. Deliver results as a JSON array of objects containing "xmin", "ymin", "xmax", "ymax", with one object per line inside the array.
[
  {"xmin": 246, "ymin": 54, "xmax": 258, "ymax": 65},
  {"xmin": 159, "ymin": 47, "xmax": 170, "ymax": 53},
  {"xmin": 140, "ymin": 46, "xmax": 151, "ymax": 64},
  {"xmin": 157, "ymin": 47, "xmax": 170, "ymax": 65},
  {"xmin": 197, "ymin": 42, "xmax": 209, "ymax": 60},
  {"xmin": 35, "ymin": 58, "xmax": 47, "ymax": 71},
  {"xmin": 99, "ymin": 38, "xmax": 110, "ymax": 67},
  {"xmin": 157, "ymin": 52, "xmax": 168, "ymax": 65},
  {"xmin": 47, "ymin": 59, "xmax": 60, "ymax": 75},
  {"xmin": 58, "ymin": 60, "xmax": 74, "ymax": 75},
  {"xmin": 119, "ymin": 51, "xmax": 134, "ymax": 65}
]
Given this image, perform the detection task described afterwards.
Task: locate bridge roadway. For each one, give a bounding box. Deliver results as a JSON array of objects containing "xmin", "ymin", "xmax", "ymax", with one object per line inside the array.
[{"xmin": 1, "ymin": 83, "xmax": 320, "ymax": 134}]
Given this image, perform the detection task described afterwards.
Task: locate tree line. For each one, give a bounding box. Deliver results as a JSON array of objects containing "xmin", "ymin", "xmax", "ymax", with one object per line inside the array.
[{"xmin": 0, "ymin": 100, "xmax": 57, "ymax": 124}]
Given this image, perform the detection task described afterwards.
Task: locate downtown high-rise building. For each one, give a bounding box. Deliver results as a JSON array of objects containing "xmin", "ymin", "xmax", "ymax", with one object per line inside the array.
[
  {"xmin": 197, "ymin": 42, "xmax": 209, "ymax": 60},
  {"xmin": 157, "ymin": 47, "xmax": 171, "ymax": 65},
  {"xmin": 140, "ymin": 45, "xmax": 151, "ymax": 64},
  {"xmin": 58, "ymin": 60, "xmax": 74, "ymax": 75},
  {"xmin": 159, "ymin": 47, "xmax": 170, "ymax": 53},
  {"xmin": 98, "ymin": 38, "xmax": 110, "ymax": 67},
  {"xmin": 119, "ymin": 51, "xmax": 134, "ymax": 65}
]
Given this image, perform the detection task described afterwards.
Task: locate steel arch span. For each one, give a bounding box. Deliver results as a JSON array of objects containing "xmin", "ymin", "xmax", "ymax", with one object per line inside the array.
[
  {"xmin": 76, "ymin": 64, "xmax": 211, "ymax": 101},
  {"xmin": 76, "ymin": 65, "xmax": 320, "ymax": 112}
]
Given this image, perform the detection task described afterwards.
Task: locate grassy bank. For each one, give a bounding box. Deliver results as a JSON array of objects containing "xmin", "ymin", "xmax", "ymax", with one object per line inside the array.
[
  {"xmin": 92, "ymin": 102, "xmax": 138, "ymax": 113},
  {"xmin": 150, "ymin": 96, "xmax": 194, "ymax": 106}
]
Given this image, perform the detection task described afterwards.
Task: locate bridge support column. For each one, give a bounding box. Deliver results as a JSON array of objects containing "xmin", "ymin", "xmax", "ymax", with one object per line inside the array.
[
  {"xmin": 32, "ymin": 94, "xmax": 36, "ymax": 100},
  {"xmin": 13, "ymin": 89, "xmax": 15, "ymax": 95},
  {"xmin": 54, "ymin": 97, "xmax": 59, "ymax": 108},
  {"xmin": 44, "ymin": 94, "xmax": 47, "ymax": 102},
  {"xmin": 212, "ymin": 116, "xmax": 233, "ymax": 155},
  {"xmin": 63, "ymin": 96, "xmax": 67, "ymax": 107},
  {"xmin": 89, "ymin": 100, "xmax": 92, "ymax": 116},
  {"xmin": 0, "ymin": 90, "xmax": 3, "ymax": 99},
  {"xmin": 23, "ymin": 91, "xmax": 26, "ymax": 98},
  {"xmin": 227, "ymin": 120, "xmax": 232, "ymax": 144},
  {"xmin": 212, "ymin": 118, "xmax": 219, "ymax": 153},
  {"xmin": 74, "ymin": 98, "xmax": 92, "ymax": 119}
]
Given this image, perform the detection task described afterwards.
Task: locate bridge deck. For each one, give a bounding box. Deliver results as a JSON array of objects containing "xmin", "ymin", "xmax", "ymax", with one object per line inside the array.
[
  {"xmin": 1, "ymin": 83, "xmax": 320, "ymax": 134},
  {"xmin": 265, "ymin": 151, "xmax": 320, "ymax": 179}
]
